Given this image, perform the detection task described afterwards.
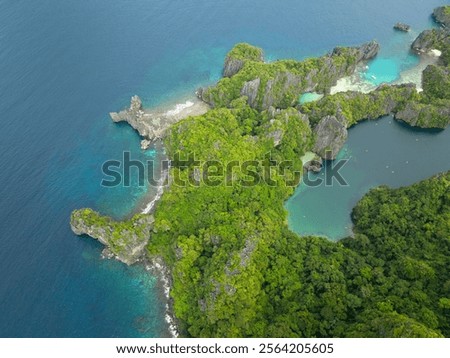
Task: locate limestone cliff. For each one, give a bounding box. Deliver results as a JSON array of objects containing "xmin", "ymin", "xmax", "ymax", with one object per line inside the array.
[
  {"xmin": 71, "ymin": 209, "xmax": 154, "ymax": 265},
  {"xmin": 110, "ymin": 95, "xmax": 151, "ymax": 138},
  {"xmin": 412, "ymin": 29, "xmax": 449, "ymax": 54},
  {"xmin": 302, "ymin": 83, "xmax": 449, "ymax": 130},
  {"xmin": 412, "ymin": 6, "xmax": 450, "ymax": 54},
  {"xmin": 223, "ymin": 43, "xmax": 264, "ymax": 77}
]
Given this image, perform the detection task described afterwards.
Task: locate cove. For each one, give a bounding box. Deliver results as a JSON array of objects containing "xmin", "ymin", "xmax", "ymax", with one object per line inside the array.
[{"xmin": 286, "ymin": 117, "xmax": 450, "ymax": 241}]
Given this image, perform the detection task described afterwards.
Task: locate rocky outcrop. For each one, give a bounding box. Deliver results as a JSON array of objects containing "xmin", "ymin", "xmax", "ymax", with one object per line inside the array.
[
  {"xmin": 267, "ymin": 128, "xmax": 284, "ymax": 147},
  {"xmin": 304, "ymin": 83, "xmax": 421, "ymax": 127},
  {"xmin": 262, "ymin": 108, "xmax": 310, "ymax": 147},
  {"xmin": 422, "ymin": 64, "xmax": 450, "ymax": 99},
  {"xmin": 110, "ymin": 96, "xmax": 210, "ymax": 143},
  {"xmin": 241, "ymin": 78, "xmax": 261, "ymax": 108},
  {"xmin": 262, "ymin": 72, "xmax": 303, "ymax": 109},
  {"xmin": 304, "ymin": 155, "xmax": 323, "ymax": 173},
  {"xmin": 71, "ymin": 209, "xmax": 154, "ymax": 265},
  {"xmin": 312, "ymin": 115, "xmax": 348, "ymax": 160},
  {"xmin": 258, "ymin": 41, "xmax": 379, "ymax": 110},
  {"xmin": 433, "ymin": 6, "xmax": 450, "ymax": 28},
  {"xmin": 412, "ymin": 6, "xmax": 450, "ymax": 54},
  {"xmin": 223, "ymin": 43, "xmax": 264, "ymax": 77},
  {"xmin": 394, "ymin": 23, "xmax": 411, "ymax": 32},
  {"xmin": 395, "ymin": 102, "xmax": 450, "ymax": 129},
  {"xmin": 224, "ymin": 57, "xmax": 246, "ymax": 78},
  {"xmin": 341, "ymin": 40, "xmax": 380, "ymax": 63},
  {"xmin": 199, "ymin": 41, "xmax": 380, "ymax": 111}
]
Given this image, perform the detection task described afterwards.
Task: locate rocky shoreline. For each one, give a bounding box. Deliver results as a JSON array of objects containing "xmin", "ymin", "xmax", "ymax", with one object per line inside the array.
[{"xmin": 70, "ymin": 5, "xmax": 450, "ymax": 337}]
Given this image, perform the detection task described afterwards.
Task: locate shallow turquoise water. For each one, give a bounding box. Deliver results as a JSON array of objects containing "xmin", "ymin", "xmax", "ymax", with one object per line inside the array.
[{"xmin": 286, "ymin": 118, "xmax": 450, "ymax": 240}]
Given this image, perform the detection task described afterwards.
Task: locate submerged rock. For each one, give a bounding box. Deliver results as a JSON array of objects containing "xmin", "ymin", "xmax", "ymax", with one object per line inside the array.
[
  {"xmin": 312, "ymin": 115, "xmax": 348, "ymax": 160},
  {"xmin": 394, "ymin": 23, "xmax": 411, "ymax": 32},
  {"xmin": 71, "ymin": 209, "xmax": 154, "ymax": 265}
]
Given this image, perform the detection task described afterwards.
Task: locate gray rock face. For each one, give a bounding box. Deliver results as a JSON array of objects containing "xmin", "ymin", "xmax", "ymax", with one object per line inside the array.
[
  {"xmin": 71, "ymin": 209, "xmax": 154, "ymax": 265},
  {"xmin": 395, "ymin": 102, "xmax": 450, "ymax": 129},
  {"xmin": 223, "ymin": 46, "xmax": 264, "ymax": 77},
  {"xmin": 267, "ymin": 129, "xmax": 284, "ymax": 147},
  {"xmin": 332, "ymin": 40, "xmax": 380, "ymax": 64},
  {"xmin": 241, "ymin": 78, "xmax": 261, "ymax": 108},
  {"xmin": 433, "ymin": 6, "xmax": 450, "ymax": 28},
  {"xmin": 411, "ymin": 7, "xmax": 450, "ymax": 53},
  {"xmin": 411, "ymin": 29, "xmax": 449, "ymax": 53},
  {"xmin": 394, "ymin": 23, "xmax": 411, "ymax": 32},
  {"xmin": 262, "ymin": 72, "xmax": 303, "ymax": 109},
  {"xmin": 223, "ymin": 58, "xmax": 246, "ymax": 78},
  {"xmin": 313, "ymin": 115, "xmax": 348, "ymax": 160},
  {"xmin": 140, "ymin": 139, "xmax": 151, "ymax": 150}
]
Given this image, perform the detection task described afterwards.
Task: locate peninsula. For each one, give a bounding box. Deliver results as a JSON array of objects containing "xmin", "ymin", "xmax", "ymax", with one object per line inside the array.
[{"xmin": 71, "ymin": 6, "xmax": 450, "ymax": 338}]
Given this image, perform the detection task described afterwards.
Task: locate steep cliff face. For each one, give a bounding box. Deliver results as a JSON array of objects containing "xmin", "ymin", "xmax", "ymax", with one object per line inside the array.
[
  {"xmin": 433, "ymin": 6, "xmax": 450, "ymax": 28},
  {"xmin": 394, "ymin": 23, "xmax": 411, "ymax": 32},
  {"xmin": 412, "ymin": 29, "xmax": 449, "ymax": 54},
  {"xmin": 199, "ymin": 41, "xmax": 380, "ymax": 111},
  {"xmin": 302, "ymin": 83, "xmax": 450, "ymax": 130},
  {"xmin": 110, "ymin": 96, "xmax": 209, "ymax": 147},
  {"xmin": 71, "ymin": 209, "xmax": 154, "ymax": 265}
]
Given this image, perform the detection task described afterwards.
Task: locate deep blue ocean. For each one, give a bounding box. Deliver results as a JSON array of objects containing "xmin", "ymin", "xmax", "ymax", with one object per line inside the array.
[{"xmin": 0, "ymin": 0, "xmax": 448, "ymax": 337}]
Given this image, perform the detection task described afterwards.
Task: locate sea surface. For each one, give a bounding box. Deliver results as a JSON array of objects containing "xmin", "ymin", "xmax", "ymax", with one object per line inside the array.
[{"xmin": 0, "ymin": 0, "xmax": 448, "ymax": 337}]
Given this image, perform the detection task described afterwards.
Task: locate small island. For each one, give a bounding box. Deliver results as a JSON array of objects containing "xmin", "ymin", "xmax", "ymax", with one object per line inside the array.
[{"xmin": 71, "ymin": 6, "xmax": 450, "ymax": 338}]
